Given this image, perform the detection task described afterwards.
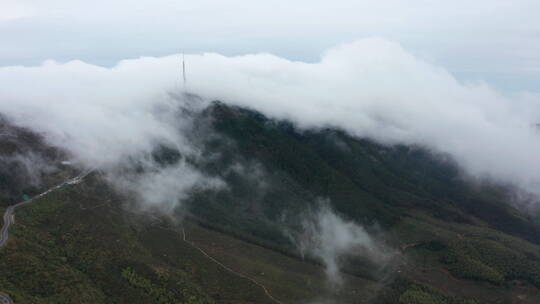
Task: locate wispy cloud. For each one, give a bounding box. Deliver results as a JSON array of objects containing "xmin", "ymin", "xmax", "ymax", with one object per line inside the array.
[{"xmin": 285, "ymin": 201, "xmax": 394, "ymax": 286}]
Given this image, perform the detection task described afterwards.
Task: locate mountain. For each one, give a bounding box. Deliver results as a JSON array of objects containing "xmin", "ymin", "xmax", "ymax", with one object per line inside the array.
[{"xmin": 0, "ymin": 103, "xmax": 539, "ymax": 304}]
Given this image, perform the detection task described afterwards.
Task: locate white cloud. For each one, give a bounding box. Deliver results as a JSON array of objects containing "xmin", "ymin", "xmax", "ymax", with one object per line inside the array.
[
  {"xmin": 0, "ymin": 0, "xmax": 35, "ymax": 21},
  {"xmin": 1, "ymin": 0, "xmax": 539, "ymax": 91},
  {"xmin": 187, "ymin": 39, "xmax": 540, "ymax": 193},
  {"xmin": 0, "ymin": 58, "xmax": 194, "ymax": 167},
  {"xmin": 109, "ymin": 158, "xmax": 225, "ymax": 213},
  {"xmin": 0, "ymin": 38, "xmax": 539, "ymax": 199}
]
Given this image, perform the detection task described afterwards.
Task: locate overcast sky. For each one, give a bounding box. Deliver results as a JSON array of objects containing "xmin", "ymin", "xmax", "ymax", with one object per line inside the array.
[
  {"xmin": 1, "ymin": 0, "xmax": 539, "ymax": 92},
  {"xmin": 1, "ymin": 0, "xmax": 540, "ymax": 205}
]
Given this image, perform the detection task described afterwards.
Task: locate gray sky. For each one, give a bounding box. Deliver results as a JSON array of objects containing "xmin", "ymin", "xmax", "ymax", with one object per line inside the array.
[
  {"xmin": 1, "ymin": 0, "xmax": 539, "ymax": 92},
  {"xmin": 1, "ymin": 1, "xmax": 540, "ymax": 205}
]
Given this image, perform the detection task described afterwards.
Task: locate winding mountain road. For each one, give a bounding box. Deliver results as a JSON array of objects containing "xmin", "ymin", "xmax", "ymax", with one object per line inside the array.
[
  {"xmin": 0, "ymin": 170, "xmax": 93, "ymax": 303},
  {"xmin": 0, "ymin": 292, "xmax": 13, "ymax": 304}
]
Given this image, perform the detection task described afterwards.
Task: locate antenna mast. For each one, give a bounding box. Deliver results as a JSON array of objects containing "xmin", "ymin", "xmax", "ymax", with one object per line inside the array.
[{"xmin": 182, "ymin": 53, "xmax": 186, "ymax": 92}]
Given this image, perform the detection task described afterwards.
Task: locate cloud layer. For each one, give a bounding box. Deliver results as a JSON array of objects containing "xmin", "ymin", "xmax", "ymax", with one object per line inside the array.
[
  {"xmin": 0, "ymin": 38, "xmax": 539, "ymax": 199},
  {"xmin": 188, "ymin": 39, "xmax": 540, "ymax": 194},
  {"xmin": 2, "ymin": 0, "xmax": 540, "ymax": 92}
]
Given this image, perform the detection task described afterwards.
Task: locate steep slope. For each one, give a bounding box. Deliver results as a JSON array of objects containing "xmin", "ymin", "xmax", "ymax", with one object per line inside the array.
[
  {"xmin": 203, "ymin": 102, "xmax": 540, "ymax": 244},
  {"xmin": 1, "ymin": 104, "xmax": 540, "ymax": 304},
  {"xmin": 184, "ymin": 103, "xmax": 540, "ymax": 303}
]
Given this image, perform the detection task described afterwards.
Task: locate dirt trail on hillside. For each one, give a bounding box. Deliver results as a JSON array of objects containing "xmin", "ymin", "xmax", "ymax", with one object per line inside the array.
[{"xmin": 180, "ymin": 225, "xmax": 285, "ymax": 304}]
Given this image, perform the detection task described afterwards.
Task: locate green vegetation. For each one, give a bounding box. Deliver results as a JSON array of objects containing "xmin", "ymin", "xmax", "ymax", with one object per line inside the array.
[
  {"xmin": 1, "ymin": 174, "xmax": 375, "ymax": 303},
  {"xmin": 398, "ymin": 288, "xmax": 479, "ymax": 304},
  {"xmin": 1, "ymin": 103, "xmax": 540, "ymax": 303},
  {"xmin": 441, "ymin": 237, "xmax": 540, "ymax": 287},
  {"xmin": 399, "ymin": 289, "xmax": 445, "ymax": 304},
  {"xmin": 121, "ymin": 267, "xmax": 215, "ymax": 304},
  {"xmin": 0, "ymin": 178, "xmax": 277, "ymax": 303},
  {"xmin": 375, "ymin": 278, "xmax": 481, "ymax": 304},
  {"xmin": 443, "ymin": 252, "xmax": 505, "ymax": 285}
]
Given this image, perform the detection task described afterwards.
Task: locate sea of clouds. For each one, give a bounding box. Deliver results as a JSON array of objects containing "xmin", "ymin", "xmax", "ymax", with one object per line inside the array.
[{"xmin": 1, "ymin": 38, "xmax": 539, "ymax": 197}]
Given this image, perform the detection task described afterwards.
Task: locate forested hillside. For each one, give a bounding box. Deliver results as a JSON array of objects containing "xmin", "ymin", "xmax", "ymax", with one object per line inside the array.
[{"xmin": 0, "ymin": 103, "xmax": 539, "ymax": 303}]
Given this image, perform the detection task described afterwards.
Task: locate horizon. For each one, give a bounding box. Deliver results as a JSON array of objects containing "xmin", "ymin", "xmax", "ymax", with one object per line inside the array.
[{"xmin": 1, "ymin": 0, "xmax": 539, "ymax": 92}]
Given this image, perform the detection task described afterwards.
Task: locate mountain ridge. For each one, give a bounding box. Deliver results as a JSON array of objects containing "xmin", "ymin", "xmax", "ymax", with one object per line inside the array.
[{"xmin": 0, "ymin": 102, "xmax": 539, "ymax": 303}]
